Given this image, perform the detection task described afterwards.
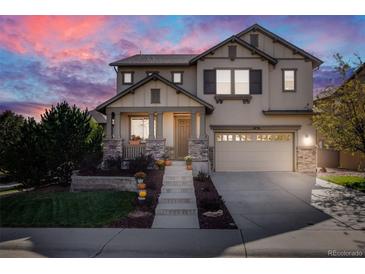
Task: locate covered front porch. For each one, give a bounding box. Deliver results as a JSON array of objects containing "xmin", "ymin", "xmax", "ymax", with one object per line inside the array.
[{"xmin": 104, "ymin": 107, "xmax": 207, "ymax": 162}]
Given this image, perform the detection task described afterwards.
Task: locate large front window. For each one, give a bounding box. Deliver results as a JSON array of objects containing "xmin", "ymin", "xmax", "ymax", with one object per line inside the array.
[
  {"xmin": 130, "ymin": 117, "xmax": 156, "ymax": 140},
  {"xmin": 216, "ymin": 69, "xmax": 231, "ymax": 94}
]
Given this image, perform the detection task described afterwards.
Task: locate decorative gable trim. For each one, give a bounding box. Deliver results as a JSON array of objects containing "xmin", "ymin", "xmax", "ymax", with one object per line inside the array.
[
  {"xmin": 236, "ymin": 24, "xmax": 323, "ymax": 68},
  {"xmin": 96, "ymin": 73, "xmax": 214, "ymax": 114},
  {"xmin": 189, "ymin": 35, "xmax": 278, "ymax": 65}
]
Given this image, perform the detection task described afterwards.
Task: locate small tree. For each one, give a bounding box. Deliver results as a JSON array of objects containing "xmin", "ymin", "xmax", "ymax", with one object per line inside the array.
[
  {"xmin": 313, "ymin": 55, "xmax": 365, "ymax": 156},
  {"xmin": 0, "ymin": 110, "xmax": 24, "ymax": 173}
]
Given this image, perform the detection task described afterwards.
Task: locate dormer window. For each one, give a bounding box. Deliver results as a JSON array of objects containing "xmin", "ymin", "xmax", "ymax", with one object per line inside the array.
[
  {"xmin": 172, "ymin": 72, "xmax": 183, "ymax": 84},
  {"xmin": 122, "ymin": 72, "xmax": 133, "ymax": 84},
  {"xmin": 250, "ymin": 34, "xmax": 259, "ymax": 47}
]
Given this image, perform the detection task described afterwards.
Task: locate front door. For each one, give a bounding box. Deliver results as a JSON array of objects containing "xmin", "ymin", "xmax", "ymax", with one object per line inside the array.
[{"xmin": 175, "ymin": 117, "xmax": 191, "ymax": 159}]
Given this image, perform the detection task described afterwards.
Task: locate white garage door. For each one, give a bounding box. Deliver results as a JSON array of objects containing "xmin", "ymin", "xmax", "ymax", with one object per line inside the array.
[{"xmin": 215, "ymin": 132, "xmax": 293, "ymax": 172}]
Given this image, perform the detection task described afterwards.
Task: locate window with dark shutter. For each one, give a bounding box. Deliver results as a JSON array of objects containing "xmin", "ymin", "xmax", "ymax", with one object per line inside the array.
[
  {"xmin": 203, "ymin": 70, "xmax": 216, "ymax": 94},
  {"xmin": 250, "ymin": 34, "xmax": 259, "ymax": 47},
  {"xmin": 228, "ymin": 46, "xmax": 237, "ymax": 60},
  {"xmin": 151, "ymin": 89, "xmax": 160, "ymax": 104},
  {"xmin": 249, "ymin": 70, "xmax": 262, "ymax": 94}
]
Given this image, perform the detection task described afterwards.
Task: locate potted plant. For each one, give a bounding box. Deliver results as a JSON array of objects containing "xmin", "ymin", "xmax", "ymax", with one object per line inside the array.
[
  {"xmin": 129, "ymin": 135, "xmax": 141, "ymax": 145},
  {"xmin": 163, "ymin": 152, "xmax": 172, "ymax": 166},
  {"xmin": 134, "ymin": 171, "xmax": 146, "ymax": 184},
  {"xmin": 155, "ymin": 160, "xmax": 165, "ymax": 170},
  {"xmin": 184, "ymin": 155, "xmax": 193, "ymax": 170},
  {"xmin": 138, "ymin": 190, "xmax": 147, "ymax": 204}
]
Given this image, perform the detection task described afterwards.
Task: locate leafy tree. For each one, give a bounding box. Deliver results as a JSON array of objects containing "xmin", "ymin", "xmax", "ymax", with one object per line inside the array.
[
  {"xmin": 0, "ymin": 110, "xmax": 24, "ymax": 173},
  {"xmin": 313, "ymin": 55, "xmax": 365, "ymax": 155}
]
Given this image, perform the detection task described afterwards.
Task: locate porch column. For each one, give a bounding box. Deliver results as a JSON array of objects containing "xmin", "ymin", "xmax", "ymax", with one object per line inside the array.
[
  {"xmin": 114, "ymin": 112, "xmax": 121, "ymax": 139},
  {"xmin": 106, "ymin": 110, "xmax": 112, "ymax": 139},
  {"xmin": 148, "ymin": 112, "xmax": 155, "ymax": 139},
  {"xmin": 156, "ymin": 111, "xmax": 163, "ymax": 139},
  {"xmin": 199, "ymin": 110, "xmax": 206, "ymax": 139},
  {"xmin": 191, "ymin": 110, "xmax": 197, "ymax": 139}
]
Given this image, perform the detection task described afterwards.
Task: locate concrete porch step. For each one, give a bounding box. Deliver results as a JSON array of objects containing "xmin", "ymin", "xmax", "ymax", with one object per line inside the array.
[
  {"xmin": 171, "ymin": 161, "xmax": 186, "ymax": 166},
  {"xmin": 155, "ymin": 203, "xmax": 197, "ymax": 216},
  {"xmin": 162, "ymin": 180, "xmax": 194, "ymax": 187},
  {"xmin": 161, "ymin": 186, "xmax": 194, "ymax": 193},
  {"xmin": 152, "ymin": 215, "xmax": 199, "ymax": 228},
  {"xmin": 158, "ymin": 192, "xmax": 196, "ymax": 204}
]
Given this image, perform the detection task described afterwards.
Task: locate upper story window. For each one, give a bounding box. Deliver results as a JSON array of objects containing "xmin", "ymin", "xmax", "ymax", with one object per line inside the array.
[
  {"xmin": 122, "ymin": 72, "xmax": 133, "ymax": 85},
  {"xmin": 282, "ymin": 69, "xmax": 296, "ymax": 92},
  {"xmin": 204, "ymin": 69, "xmax": 262, "ymax": 95},
  {"xmin": 216, "ymin": 70, "xmax": 231, "ymax": 94},
  {"xmin": 234, "ymin": 70, "xmax": 249, "ymax": 94},
  {"xmin": 151, "ymin": 89, "xmax": 160, "ymax": 104},
  {"xmin": 172, "ymin": 72, "xmax": 183, "ymax": 84},
  {"xmin": 250, "ymin": 34, "xmax": 259, "ymax": 47}
]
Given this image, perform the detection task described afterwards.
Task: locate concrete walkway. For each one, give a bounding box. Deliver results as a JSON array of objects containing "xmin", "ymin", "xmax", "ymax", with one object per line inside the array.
[{"xmin": 152, "ymin": 161, "xmax": 199, "ymax": 228}]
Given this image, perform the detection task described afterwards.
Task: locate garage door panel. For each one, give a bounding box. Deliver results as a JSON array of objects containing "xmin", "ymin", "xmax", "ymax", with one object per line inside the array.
[{"xmin": 215, "ymin": 132, "xmax": 293, "ymax": 172}]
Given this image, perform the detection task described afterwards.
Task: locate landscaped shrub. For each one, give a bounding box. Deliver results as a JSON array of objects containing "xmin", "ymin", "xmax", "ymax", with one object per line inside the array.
[
  {"xmin": 104, "ymin": 156, "xmax": 123, "ymax": 170},
  {"xmin": 53, "ymin": 161, "xmax": 76, "ymax": 186},
  {"xmin": 195, "ymin": 170, "xmax": 210, "ymax": 182},
  {"xmin": 128, "ymin": 154, "xmax": 155, "ymax": 173}
]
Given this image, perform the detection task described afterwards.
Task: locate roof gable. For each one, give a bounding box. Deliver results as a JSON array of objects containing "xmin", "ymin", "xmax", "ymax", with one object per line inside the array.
[
  {"xmin": 189, "ymin": 35, "xmax": 277, "ymax": 65},
  {"xmin": 237, "ymin": 24, "xmax": 323, "ymax": 68},
  {"xmin": 96, "ymin": 73, "xmax": 214, "ymax": 113}
]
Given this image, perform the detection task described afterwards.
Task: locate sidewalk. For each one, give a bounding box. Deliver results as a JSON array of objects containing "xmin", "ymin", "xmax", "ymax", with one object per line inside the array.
[{"xmin": 1, "ymin": 227, "xmax": 364, "ymax": 258}]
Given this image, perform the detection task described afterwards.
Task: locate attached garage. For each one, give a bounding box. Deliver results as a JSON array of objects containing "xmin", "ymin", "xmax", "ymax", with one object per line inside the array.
[{"xmin": 215, "ymin": 132, "xmax": 294, "ymax": 172}]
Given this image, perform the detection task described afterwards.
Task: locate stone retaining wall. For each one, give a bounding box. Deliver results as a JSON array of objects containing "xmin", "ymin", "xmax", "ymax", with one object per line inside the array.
[
  {"xmin": 297, "ymin": 146, "xmax": 317, "ymax": 172},
  {"xmin": 71, "ymin": 175, "xmax": 137, "ymax": 192}
]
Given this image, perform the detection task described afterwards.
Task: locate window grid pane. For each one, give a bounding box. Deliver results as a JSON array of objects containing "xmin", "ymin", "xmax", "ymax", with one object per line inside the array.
[
  {"xmin": 123, "ymin": 73, "xmax": 132, "ymax": 83},
  {"xmin": 234, "ymin": 70, "xmax": 249, "ymax": 94},
  {"xmin": 216, "ymin": 70, "xmax": 231, "ymax": 94},
  {"xmin": 173, "ymin": 73, "xmax": 182, "ymax": 83},
  {"xmin": 284, "ymin": 70, "xmax": 295, "ymax": 91}
]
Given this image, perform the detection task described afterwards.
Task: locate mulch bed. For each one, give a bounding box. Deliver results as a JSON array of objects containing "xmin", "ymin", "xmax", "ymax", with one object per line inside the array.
[
  {"xmin": 194, "ymin": 177, "xmax": 237, "ymax": 229},
  {"xmin": 108, "ymin": 169, "xmax": 164, "ymax": 228}
]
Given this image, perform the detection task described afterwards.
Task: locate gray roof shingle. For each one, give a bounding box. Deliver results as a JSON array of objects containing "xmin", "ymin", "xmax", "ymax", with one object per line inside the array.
[{"xmin": 110, "ymin": 54, "xmax": 197, "ymax": 66}]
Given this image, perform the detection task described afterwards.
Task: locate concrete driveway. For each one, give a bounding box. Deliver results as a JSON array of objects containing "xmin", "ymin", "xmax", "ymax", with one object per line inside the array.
[{"xmin": 212, "ymin": 172, "xmax": 365, "ymax": 257}]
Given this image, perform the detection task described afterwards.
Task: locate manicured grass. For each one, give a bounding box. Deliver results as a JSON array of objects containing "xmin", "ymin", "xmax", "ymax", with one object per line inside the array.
[
  {"xmin": 320, "ymin": 175, "xmax": 365, "ymax": 192},
  {"xmin": 0, "ymin": 191, "xmax": 136, "ymax": 227}
]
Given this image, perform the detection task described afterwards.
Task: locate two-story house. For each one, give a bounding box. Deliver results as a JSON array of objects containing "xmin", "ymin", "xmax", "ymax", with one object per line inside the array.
[{"xmin": 95, "ymin": 23, "xmax": 322, "ymax": 174}]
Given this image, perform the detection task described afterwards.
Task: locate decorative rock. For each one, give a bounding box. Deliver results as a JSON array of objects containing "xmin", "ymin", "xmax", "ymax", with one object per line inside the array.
[{"xmin": 203, "ymin": 209, "xmax": 223, "ymax": 217}]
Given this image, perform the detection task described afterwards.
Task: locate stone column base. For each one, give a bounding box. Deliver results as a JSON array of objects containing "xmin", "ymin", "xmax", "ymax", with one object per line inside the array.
[
  {"xmin": 102, "ymin": 139, "xmax": 123, "ymax": 169},
  {"xmin": 189, "ymin": 138, "xmax": 209, "ymax": 176},
  {"xmin": 145, "ymin": 138, "xmax": 166, "ymax": 160},
  {"xmin": 297, "ymin": 146, "xmax": 317, "ymax": 172}
]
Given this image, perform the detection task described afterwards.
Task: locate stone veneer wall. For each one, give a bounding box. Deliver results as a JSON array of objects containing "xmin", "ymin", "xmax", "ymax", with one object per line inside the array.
[
  {"xmin": 189, "ymin": 139, "xmax": 209, "ymax": 175},
  {"xmin": 145, "ymin": 139, "xmax": 166, "ymax": 160},
  {"xmin": 297, "ymin": 146, "xmax": 317, "ymax": 172},
  {"xmin": 208, "ymin": 146, "xmax": 214, "ymax": 171},
  {"xmin": 103, "ymin": 139, "xmax": 122, "ymax": 160}
]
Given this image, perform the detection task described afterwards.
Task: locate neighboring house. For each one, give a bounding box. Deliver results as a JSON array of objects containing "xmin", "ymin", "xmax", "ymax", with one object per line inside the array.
[
  {"xmin": 89, "ymin": 109, "xmax": 107, "ymax": 133},
  {"xmin": 95, "ymin": 23, "xmax": 322, "ymax": 174},
  {"xmin": 316, "ymin": 63, "xmax": 365, "ymax": 170}
]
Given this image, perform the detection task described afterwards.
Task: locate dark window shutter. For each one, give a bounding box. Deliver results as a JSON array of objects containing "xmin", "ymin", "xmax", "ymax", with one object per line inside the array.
[
  {"xmin": 228, "ymin": 46, "xmax": 237, "ymax": 60},
  {"xmin": 250, "ymin": 70, "xmax": 262, "ymax": 94},
  {"xmin": 250, "ymin": 34, "xmax": 259, "ymax": 47},
  {"xmin": 204, "ymin": 70, "xmax": 216, "ymax": 94},
  {"xmin": 151, "ymin": 89, "xmax": 160, "ymax": 103}
]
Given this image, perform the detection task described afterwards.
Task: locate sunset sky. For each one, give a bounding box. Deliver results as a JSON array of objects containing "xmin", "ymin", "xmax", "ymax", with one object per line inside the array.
[{"xmin": 0, "ymin": 15, "xmax": 364, "ymax": 118}]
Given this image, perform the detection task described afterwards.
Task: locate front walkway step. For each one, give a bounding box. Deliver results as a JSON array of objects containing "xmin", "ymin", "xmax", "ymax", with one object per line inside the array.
[
  {"xmin": 161, "ymin": 186, "xmax": 194, "ymax": 193},
  {"xmin": 155, "ymin": 203, "xmax": 197, "ymax": 215},
  {"xmin": 170, "ymin": 161, "xmax": 186, "ymax": 166},
  {"xmin": 152, "ymin": 215, "xmax": 199, "ymax": 228},
  {"xmin": 158, "ymin": 192, "xmax": 196, "ymax": 204},
  {"xmin": 152, "ymin": 162, "xmax": 199, "ymax": 229}
]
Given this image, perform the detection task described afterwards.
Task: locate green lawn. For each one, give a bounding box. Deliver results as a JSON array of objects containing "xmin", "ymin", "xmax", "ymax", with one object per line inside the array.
[
  {"xmin": 320, "ymin": 175, "xmax": 365, "ymax": 192},
  {"xmin": 0, "ymin": 191, "xmax": 136, "ymax": 227}
]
